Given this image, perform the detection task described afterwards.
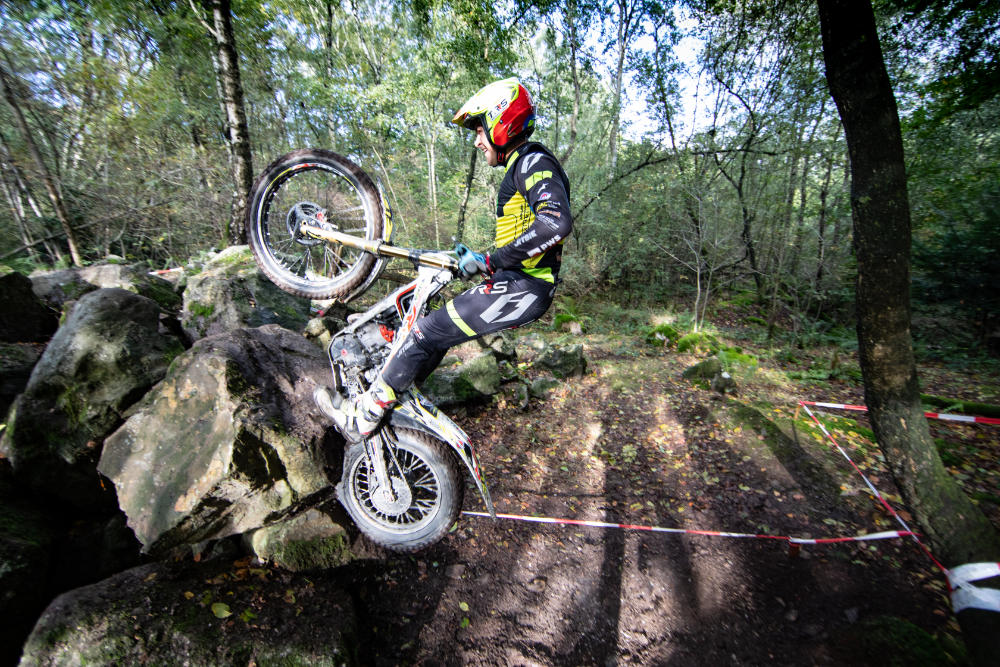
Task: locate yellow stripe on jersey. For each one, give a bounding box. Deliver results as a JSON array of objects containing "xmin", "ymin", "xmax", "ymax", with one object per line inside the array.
[
  {"xmin": 446, "ymin": 301, "xmax": 476, "ymax": 336},
  {"xmin": 495, "ymin": 191, "xmax": 532, "ymax": 247},
  {"xmin": 523, "ymin": 265, "xmax": 556, "ymax": 282},
  {"xmin": 524, "ymin": 170, "xmax": 552, "ymax": 191}
]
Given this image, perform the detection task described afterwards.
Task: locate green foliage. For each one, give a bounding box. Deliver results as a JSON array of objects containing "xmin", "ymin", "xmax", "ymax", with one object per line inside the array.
[
  {"xmin": 187, "ymin": 302, "xmax": 215, "ymax": 319},
  {"xmin": 935, "ymin": 438, "xmax": 962, "ymax": 468},
  {"xmin": 717, "ymin": 347, "xmax": 758, "ymax": 376},
  {"xmin": 676, "ymin": 332, "xmax": 721, "ymax": 355},
  {"xmin": 0, "ymin": 0, "xmax": 993, "ymax": 361},
  {"xmin": 643, "ymin": 323, "xmax": 680, "ymax": 347},
  {"xmin": 551, "ymin": 296, "xmax": 590, "ymax": 332}
]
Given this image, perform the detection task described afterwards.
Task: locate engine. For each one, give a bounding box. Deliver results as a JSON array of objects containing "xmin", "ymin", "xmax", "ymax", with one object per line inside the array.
[{"xmin": 327, "ymin": 317, "xmax": 396, "ymax": 392}]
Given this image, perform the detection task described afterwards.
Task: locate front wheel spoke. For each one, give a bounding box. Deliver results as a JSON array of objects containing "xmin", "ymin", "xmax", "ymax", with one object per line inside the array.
[
  {"xmin": 327, "ymin": 246, "xmax": 353, "ymax": 271},
  {"xmin": 303, "ymin": 248, "xmax": 317, "ymax": 277},
  {"xmin": 410, "ymin": 470, "xmax": 436, "ymax": 489},
  {"xmin": 283, "ymin": 251, "xmax": 307, "ymax": 275},
  {"xmin": 328, "ymin": 204, "xmax": 365, "ymax": 217},
  {"xmin": 272, "ymin": 236, "xmax": 299, "ymax": 255},
  {"xmin": 413, "ymin": 499, "xmax": 436, "ymax": 516},
  {"xmin": 322, "ymin": 245, "xmax": 345, "ymax": 275}
]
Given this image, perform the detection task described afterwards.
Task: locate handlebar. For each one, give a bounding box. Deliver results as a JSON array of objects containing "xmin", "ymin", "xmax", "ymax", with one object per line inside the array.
[{"xmin": 299, "ymin": 223, "xmax": 459, "ymax": 271}]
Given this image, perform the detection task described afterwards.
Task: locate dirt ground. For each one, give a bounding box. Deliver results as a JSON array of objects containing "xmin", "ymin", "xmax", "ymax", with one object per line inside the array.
[
  {"xmin": 39, "ymin": 333, "xmax": 987, "ymax": 666},
  {"xmin": 312, "ymin": 336, "xmax": 987, "ymax": 666}
]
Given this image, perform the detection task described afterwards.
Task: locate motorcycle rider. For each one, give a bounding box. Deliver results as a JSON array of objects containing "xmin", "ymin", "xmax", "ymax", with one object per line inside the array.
[{"xmin": 316, "ymin": 77, "xmax": 571, "ymax": 439}]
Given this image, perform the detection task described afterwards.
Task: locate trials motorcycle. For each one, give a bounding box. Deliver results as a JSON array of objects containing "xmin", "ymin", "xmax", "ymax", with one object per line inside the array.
[{"xmin": 246, "ymin": 149, "xmax": 495, "ymax": 552}]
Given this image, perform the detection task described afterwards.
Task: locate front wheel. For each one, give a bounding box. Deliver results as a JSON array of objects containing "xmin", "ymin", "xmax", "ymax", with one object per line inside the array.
[
  {"xmin": 337, "ymin": 429, "xmax": 463, "ymax": 552},
  {"xmin": 246, "ymin": 149, "xmax": 384, "ymax": 300}
]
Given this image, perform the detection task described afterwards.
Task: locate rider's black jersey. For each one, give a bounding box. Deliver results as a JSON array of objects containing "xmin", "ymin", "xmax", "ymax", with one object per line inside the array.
[{"xmin": 489, "ymin": 142, "xmax": 571, "ymax": 284}]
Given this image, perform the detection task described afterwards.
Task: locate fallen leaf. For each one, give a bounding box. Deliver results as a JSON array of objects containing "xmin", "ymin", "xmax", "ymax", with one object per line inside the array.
[{"xmin": 211, "ymin": 602, "xmax": 232, "ymax": 618}]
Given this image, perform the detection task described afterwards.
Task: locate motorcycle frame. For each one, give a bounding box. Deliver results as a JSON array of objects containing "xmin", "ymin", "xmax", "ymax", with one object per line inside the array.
[{"xmin": 301, "ymin": 222, "xmax": 495, "ymax": 518}]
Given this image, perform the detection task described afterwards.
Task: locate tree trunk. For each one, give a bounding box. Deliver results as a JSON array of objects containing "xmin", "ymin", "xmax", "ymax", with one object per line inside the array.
[
  {"xmin": 814, "ymin": 146, "xmax": 835, "ymax": 286},
  {"xmin": 426, "ymin": 137, "xmax": 439, "ymax": 247},
  {"xmin": 560, "ymin": 0, "xmax": 582, "ymax": 163},
  {"xmin": 607, "ymin": 0, "xmax": 639, "ymax": 180},
  {"xmin": 0, "ymin": 62, "xmax": 83, "ymax": 266},
  {"xmin": 202, "ymin": 0, "xmax": 254, "ymax": 246},
  {"xmin": 455, "ymin": 147, "xmax": 477, "ymax": 243},
  {"xmin": 817, "ymin": 1, "xmax": 1000, "ymax": 662}
]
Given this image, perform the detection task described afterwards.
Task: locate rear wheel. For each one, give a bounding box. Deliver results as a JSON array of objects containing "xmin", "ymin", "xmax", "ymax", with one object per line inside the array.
[
  {"xmin": 337, "ymin": 429, "xmax": 463, "ymax": 552},
  {"xmin": 246, "ymin": 149, "xmax": 383, "ymax": 300}
]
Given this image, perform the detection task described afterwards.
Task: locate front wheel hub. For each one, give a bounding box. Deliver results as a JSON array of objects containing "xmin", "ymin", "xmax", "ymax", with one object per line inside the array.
[
  {"xmin": 287, "ymin": 201, "xmax": 328, "ymax": 247},
  {"xmin": 370, "ymin": 476, "xmax": 412, "ymax": 515}
]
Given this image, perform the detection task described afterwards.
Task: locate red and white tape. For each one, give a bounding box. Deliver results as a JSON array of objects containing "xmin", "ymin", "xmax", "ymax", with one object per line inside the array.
[
  {"xmin": 461, "ymin": 511, "xmax": 914, "ymax": 545},
  {"xmin": 800, "ymin": 400, "xmax": 1000, "ymax": 425},
  {"xmin": 461, "ymin": 397, "xmax": 1000, "ymax": 615},
  {"xmin": 798, "ymin": 401, "xmax": 1000, "ymax": 614}
]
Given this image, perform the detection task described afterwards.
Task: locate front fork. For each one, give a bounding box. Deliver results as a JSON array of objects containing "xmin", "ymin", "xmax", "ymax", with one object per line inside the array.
[{"xmin": 362, "ymin": 430, "xmax": 395, "ymax": 497}]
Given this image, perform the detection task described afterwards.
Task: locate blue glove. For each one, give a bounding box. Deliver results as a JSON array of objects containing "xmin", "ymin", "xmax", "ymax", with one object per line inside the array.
[{"xmin": 455, "ymin": 244, "xmax": 492, "ymax": 280}]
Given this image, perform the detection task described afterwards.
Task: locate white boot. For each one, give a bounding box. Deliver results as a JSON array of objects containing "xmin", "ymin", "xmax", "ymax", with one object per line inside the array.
[{"xmin": 314, "ymin": 377, "xmax": 396, "ymax": 439}]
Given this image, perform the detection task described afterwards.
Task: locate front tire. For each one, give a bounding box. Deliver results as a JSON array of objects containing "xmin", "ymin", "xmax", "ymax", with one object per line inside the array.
[
  {"xmin": 246, "ymin": 149, "xmax": 383, "ymax": 300},
  {"xmin": 337, "ymin": 429, "xmax": 463, "ymax": 552}
]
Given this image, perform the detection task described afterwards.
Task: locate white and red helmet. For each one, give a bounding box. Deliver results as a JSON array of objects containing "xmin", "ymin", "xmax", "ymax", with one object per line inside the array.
[{"xmin": 452, "ymin": 78, "xmax": 536, "ymax": 153}]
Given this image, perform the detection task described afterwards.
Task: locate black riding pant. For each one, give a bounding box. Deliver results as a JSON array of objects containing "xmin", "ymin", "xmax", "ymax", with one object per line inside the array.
[{"xmin": 381, "ymin": 269, "xmax": 555, "ymax": 392}]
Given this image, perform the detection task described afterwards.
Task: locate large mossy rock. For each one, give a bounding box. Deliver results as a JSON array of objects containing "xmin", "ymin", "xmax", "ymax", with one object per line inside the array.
[
  {"xmin": 682, "ymin": 356, "xmax": 722, "ymax": 380},
  {"xmin": 98, "ymin": 324, "xmax": 341, "ymax": 555},
  {"xmin": 535, "ymin": 342, "xmax": 587, "ymax": 378},
  {"xmin": 0, "ymin": 271, "xmax": 58, "ymax": 343},
  {"xmin": 516, "ymin": 334, "xmax": 587, "ymax": 378},
  {"xmin": 0, "ymin": 288, "xmax": 186, "ymax": 506},
  {"xmin": 19, "ymin": 559, "xmax": 359, "ymax": 666},
  {"xmin": 421, "ymin": 352, "xmax": 501, "ymax": 406},
  {"xmin": 244, "ymin": 502, "xmax": 352, "ymax": 571},
  {"xmin": 29, "ymin": 264, "xmax": 181, "ymax": 313},
  {"xmin": 180, "ymin": 246, "xmax": 309, "ymax": 341}
]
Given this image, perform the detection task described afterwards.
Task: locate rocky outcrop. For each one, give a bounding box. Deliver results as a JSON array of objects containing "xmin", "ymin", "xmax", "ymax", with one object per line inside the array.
[
  {"xmin": 422, "ymin": 352, "xmax": 502, "ymax": 406},
  {"xmin": 180, "ymin": 246, "xmax": 310, "ymax": 341},
  {"xmin": 29, "ymin": 263, "xmax": 181, "ymax": 313},
  {"xmin": 0, "ymin": 288, "xmax": 186, "ymax": 506},
  {"xmin": 0, "ymin": 271, "xmax": 58, "ymax": 343},
  {"xmin": 19, "ymin": 559, "xmax": 359, "ymax": 666},
  {"xmin": 98, "ymin": 325, "xmax": 341, "ymax": 555},
  {"xmin": 26, "ymin": 268, "xmax": 95, "ymax": 310},
  {"xmin": 303, "ymin": 315, "xmax": 348, "ymax": 350},
  {"xmin": 518, "ymin": 334, "xmax": 587, "ymax": 378},
  {"xmin": 0, "ymin": 462, "xmax": 55, "ymax": 667},
  {"xmin": 535, "ymin": 343, "xmax": 587, "ymax": 378},
  {"xmin": 244, "ymin": 501, "xmax": 352, "ymax": 571}
]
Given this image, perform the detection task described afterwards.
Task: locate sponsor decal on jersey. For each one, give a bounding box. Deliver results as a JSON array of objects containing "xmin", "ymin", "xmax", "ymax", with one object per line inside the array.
[
  {"xmin": 478, "ymin": 291, "xmax": 540, "ymax": 324},
  {"xmin": 520, "ymin": 153, "xmax": 544, "ymax": 172},
  {"xmin": 472, "ymin": 280, "xmax": 508, "ymax": 295}
]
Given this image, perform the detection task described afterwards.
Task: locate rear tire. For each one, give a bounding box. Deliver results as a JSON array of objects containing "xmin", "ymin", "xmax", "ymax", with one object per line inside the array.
[
  {"xmin": 337, "ymin": 429, "xmax": 463, "ymax": 552},
  {"xmin": 246, "ymin": 149, "xmax": 383, "ymax": 300}
]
